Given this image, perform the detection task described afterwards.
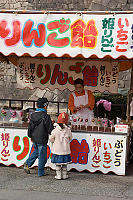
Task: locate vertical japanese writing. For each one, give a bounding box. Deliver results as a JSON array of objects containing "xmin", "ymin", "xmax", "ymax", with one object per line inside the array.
[
  {"xmin": 101, "ymin": 18, "xmax": 115, "ymax": 52},
  {"xmin": 103, "ymin": 142, "xmax": 112, "ymax": 168},
  {"xmin": 114, "ymin": 140, "xmax": 123, "ymax": 167},
  {"xmin": 92, "ymin": 138, "xmax": 101, "ymax": 168},
  {"xmin": 105, "ymin": 71, "xmax": 111, "ymax": 88},
  {"xmin": 29, "ymin": 63, "xmax": 36, "ymax": 83},
  {"xmin": 19, "ymin": 62, "xmax": 24, "ymax": 80},
  {"xmin": 112, "ymin": 65, "xmax": 118, "ymax": 84},
  {"xmin": 99, "ymin": 65, "xmax": 105, "ymax": 86},
  {"xmin": 116, "ymin": 18, "xmax": 129, "ymax": 52},
  {"xmin": 131, "ymin": 24, "xmax": 133, "ymax": 50},
  {"xmin": 19, "ymin": 63, "xmax": 36, "ymax": 84},
  {"xmin": 1, "ymin": 133, "xmax": 10, "ymax": 161},
  {"xmin": 24, "ymin": 65, "xmax": 30, "ymax": 83}
]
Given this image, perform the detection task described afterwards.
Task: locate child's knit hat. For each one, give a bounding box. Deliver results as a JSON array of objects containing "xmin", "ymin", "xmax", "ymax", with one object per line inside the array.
[{"xmin": 57, "ymin": 112, "xmax": 69, "ymax": 124}]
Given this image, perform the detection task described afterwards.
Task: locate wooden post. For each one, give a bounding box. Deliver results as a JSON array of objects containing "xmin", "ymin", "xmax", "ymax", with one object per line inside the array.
[
  {"xmin": 126, "ymin": 61, "xmax": 133, "ymax": 123},
  {"xmin": 127, "ymin": 62, "xmax": 133, "ymax": 163},
  {"xmin": 130, "ymin": 63, "xmax": 133, "ymax": 124},
  {"xmin": 129, "ymin": 61, "xmax": 133, "ymax": 119},
  {"xmin": 130, "ymin": 61, "xmax": 133, "ymax": 90}
]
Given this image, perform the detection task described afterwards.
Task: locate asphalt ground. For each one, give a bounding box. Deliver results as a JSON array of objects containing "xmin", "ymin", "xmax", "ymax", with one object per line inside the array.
[{"xmin": 0, "ymin": 163, "xmax": 133, "ymax": 200}]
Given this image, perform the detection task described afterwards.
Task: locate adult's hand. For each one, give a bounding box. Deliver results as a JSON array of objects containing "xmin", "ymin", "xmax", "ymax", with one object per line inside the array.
[
  {"xmin": 73, "ymin": 106, "xmax": 81, "ymax": 113},
  {"xmin": 79, "ymin": 104, "xmax": 90, "ymax": 109}
]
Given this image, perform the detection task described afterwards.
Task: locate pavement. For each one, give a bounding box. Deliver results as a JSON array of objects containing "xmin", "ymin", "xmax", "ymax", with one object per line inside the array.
[{"xmin": 0, "ymin": 163, "xmax": 133, "ymax": 200}]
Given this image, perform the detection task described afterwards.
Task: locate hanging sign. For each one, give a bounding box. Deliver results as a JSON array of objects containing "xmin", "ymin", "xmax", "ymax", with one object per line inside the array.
[
  {"xmin": 0, "ymin": 13, "xmax": 133, "ymax": 58},
  {"xmin": 17, "ymin": 58, "xmax": 119, "ymax": 93}
]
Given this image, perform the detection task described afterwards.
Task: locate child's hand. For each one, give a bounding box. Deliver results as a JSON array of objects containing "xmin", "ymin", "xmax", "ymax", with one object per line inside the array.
[{"xmin": 49, "ymin": 135, "xmax": 55, "ymax": 143}]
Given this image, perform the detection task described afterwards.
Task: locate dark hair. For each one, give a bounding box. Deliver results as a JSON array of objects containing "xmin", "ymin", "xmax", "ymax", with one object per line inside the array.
[
  {"xmin": 97, "ymin": 103, "xmax": 110, "ymax": 119},
  {"xmin": 37, "ymin": 97, "xmax": 49, "ymax": 108},
  {"xmin": 58, "ymin": 123, "xmax": 66, "ymax": 129},
  {"xmin": 74, "ymin": 78, "xmax": 84, "ymax": 86}
]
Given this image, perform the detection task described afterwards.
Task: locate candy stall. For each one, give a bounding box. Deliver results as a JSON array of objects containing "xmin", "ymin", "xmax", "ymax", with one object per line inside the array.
[
  {"xmin": 0, "ymin": 109, "xmax": 131, "ymax": 175},
  {"xmin": 0, "ymin": 11, "xmax": 133, "ymax": 175}
]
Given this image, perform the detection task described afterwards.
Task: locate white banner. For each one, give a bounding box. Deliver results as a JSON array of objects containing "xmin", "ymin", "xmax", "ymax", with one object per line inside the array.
[
  {"xmin": 0, "ymin": 127, "xmax": 127, "ymax": 175},
  {"xmin": 0, "ymin": 13, "xmax": 132, "ymax": 58},
  {"xmin": 17, "ymin": 58, "xmax": 119, "ymax": 93}
]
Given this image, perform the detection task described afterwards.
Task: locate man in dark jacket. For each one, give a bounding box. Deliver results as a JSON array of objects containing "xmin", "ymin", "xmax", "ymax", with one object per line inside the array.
[{"xmin": 24, "ymin": 97, "xmax": 53, "ymax": 177}]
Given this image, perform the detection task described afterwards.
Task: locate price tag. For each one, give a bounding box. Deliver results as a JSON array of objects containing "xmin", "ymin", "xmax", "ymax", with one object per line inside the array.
[{"xmin": 115, "ymin": 124, "xmax": 128, "ymax": 133}]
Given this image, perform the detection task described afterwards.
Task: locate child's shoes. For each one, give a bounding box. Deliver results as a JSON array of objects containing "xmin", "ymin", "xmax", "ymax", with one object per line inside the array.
[
  {"xmin": 62, "ymin": 165, "xmax": 68, "ymax": 179},
  {"xmin": 55, "ymin": 165, "xmax": 62, "ymax": 180},
  {"xmin": 55, "ymin": 170, "xmax": 62, "ymax": 179},
  {"xmin": 62, "ymin": 172, "xmax": 68, "ymax": 179}
]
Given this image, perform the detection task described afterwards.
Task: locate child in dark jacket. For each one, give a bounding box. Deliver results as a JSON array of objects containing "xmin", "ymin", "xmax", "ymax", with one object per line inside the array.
[{"xmin": 24, "ymin": 97, "xmax": 53, "ymax": 177}]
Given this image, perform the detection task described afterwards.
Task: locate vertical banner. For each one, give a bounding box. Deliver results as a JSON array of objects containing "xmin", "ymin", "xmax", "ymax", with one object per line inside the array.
[
  {"xmin": 17, "ymin": 58, "xmax": 119, "ymax": 93},
  {"xmin": 0, "ymin": 128, "xmax": 127, "ymax": 175}
]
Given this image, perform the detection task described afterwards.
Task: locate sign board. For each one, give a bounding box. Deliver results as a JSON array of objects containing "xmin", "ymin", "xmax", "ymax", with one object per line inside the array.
[
  {"xmin": 0, "ymin": 127, "xmax": 127, "ymax": 175},
  {"xmin": 0, "ymin": 13, "xmax": 132, "ymax": 58},
  {"xmin": 17, "ymin": 58, "xmax": 119, "ymax": 93},
  {"xmin": 115, "ymin": 124, "xmax": 129, "ymax": 133}
]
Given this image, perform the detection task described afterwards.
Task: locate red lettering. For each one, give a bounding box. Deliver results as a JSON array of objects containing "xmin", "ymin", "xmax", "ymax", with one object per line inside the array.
[
  {"xmin": 22, "ymin": 20, "xmax": 46, "ymax": 47},
  {"xmin": 37, "ymin": 64, "xmax": 51, "ymax": 84},
  {"xmin": 13, "ymin": 136, "xmax": 21, "ymax": 152},
  {"xmin": 0, "ymin": 20, "xmax": 10, "ymax": 38},
  {"xmin": 47, "ymin": 32, "xmax": 69, "ymax": 47},
  {"xmin": 5, "ymin": 20, "xmax": 21, "ymax": 46},
  {"xmin": 50, "ymin": 64, "xmax": 68, "ymax": 85}
]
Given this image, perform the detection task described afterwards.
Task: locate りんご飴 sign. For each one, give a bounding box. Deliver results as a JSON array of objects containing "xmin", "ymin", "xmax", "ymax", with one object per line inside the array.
[
  {"xmin": 0, "ymin": 13, "xmax": 133, "ymax": 59},
  {"xmin": 17, "ymin": 58, "xmax": 119, "ymax": 93}
]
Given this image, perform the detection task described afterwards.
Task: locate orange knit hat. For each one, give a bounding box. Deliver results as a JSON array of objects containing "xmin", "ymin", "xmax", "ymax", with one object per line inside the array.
[{"xmin": 57, "ymin": 112, "xmax": 69, "ymax": 124}]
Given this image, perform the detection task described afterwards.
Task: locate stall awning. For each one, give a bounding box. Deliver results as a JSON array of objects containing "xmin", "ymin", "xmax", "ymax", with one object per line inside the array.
[
  {"xmin": 4, "ymin": 54, "xmax": 132, "ymax": 72},
  {"xmin": 0, "ymin": 11, "xmax": 132, "ymax": 62}
]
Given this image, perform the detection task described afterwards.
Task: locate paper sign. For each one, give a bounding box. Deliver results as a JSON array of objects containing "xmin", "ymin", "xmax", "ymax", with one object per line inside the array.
[{"xmin": 115, "ymin": 124, "xmax": 128, "ymax": 133}]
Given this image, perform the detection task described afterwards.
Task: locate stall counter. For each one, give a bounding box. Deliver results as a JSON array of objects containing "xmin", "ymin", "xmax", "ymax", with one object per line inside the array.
[{"xmin": 0, "ymin": 125, "xmax": 130, "ymax": 176}]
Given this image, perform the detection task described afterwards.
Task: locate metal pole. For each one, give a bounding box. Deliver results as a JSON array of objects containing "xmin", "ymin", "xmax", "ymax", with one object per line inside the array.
[
  {"xmin": 126, "ymin": 59, "xmax": 133, "ymax": 122},
  {"xmin": 130, "ymin": 60, "xmax": 133, "ymax": 91},
  {"xmin": 0, "ymin": 10, "xmax": 133, "ymax": 14},
  {"xmin": 9, "ymin": 100, "xmax": 11, "ymax": 108},
  {"xmin": 57, "ymin": 102, "xmax": 60, "ymax": 116},
  {"xmin": 33, "ymin": 101, "xmax": 36, "ymax": 109}
]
